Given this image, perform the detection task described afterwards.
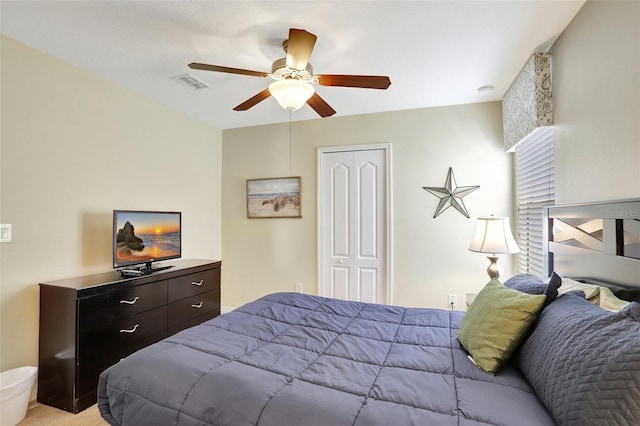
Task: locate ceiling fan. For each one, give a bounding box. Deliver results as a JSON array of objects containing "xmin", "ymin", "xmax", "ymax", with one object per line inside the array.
[{"xmin": 188, "ymin": 28, "xmax": 391, "ymax": 117}]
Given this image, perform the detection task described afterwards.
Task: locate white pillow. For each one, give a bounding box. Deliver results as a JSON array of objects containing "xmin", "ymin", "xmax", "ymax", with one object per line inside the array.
[{"xmin": 559, "ymin": 277, "xmax": 629, "ymax": 311}]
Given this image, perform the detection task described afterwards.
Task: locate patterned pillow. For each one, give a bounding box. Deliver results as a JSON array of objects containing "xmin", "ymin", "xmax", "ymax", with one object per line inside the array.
[
  {"xmin": 457, "ymin": 279, "xmax": 546, "ymax": 375},
  {"xmin": 518, "ymin": 292, "xmax": 640, "ymax": 425}
]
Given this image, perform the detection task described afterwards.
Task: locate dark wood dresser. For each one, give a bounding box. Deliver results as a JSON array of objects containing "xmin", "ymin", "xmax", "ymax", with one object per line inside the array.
[{"xmin": 37, "ymin": 259, "xmax": 221, "ymax": 413}]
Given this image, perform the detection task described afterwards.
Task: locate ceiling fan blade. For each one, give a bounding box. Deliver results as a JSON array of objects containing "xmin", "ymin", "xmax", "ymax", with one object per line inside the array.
[
  {"xmin": 188, "ymin": 63, "xmax": 269, "ymax": 78},
  {"xmin": 285, "ymin": 28, "xmax": 317, "ymax": 71},
  {"xmin": 306, "ymin": 93, "xmax": 336, "ymax": 118},
  {"xmin": 233, "ymin": 89, "xmax": 272, "ymax": 111},
  {"xmin": 317, "ymin": 74, "xmax": 391, "ymax": 90}
]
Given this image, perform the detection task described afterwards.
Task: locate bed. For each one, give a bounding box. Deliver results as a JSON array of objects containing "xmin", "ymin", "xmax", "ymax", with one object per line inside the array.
[{"xmin": 98, "ymin": 200, "xmax": 640, "ymax": 426}]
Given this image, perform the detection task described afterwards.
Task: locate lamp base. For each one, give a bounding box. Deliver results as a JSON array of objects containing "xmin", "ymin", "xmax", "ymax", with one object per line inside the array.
[{"xmin": 486, "ymin": 256, "xmax": 502, "ymax": 279}]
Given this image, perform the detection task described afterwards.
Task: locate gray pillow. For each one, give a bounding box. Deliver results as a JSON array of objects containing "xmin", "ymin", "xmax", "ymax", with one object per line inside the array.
[
  {"xmin": 504, "ymin": 272, "xmax": 561, "ymax": 308},
  {"xmin": 518, "ymin": 292, "xmax": 640, "ymax": 425},
  {"xmin": 504, "ymin": 274, "xmax": 546, "ymax": 294}
]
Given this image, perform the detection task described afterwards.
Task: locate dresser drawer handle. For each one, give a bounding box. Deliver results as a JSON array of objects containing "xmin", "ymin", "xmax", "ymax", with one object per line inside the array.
[
  {"xmin": 191, "ymin": 302, "xmax": 204, "ymax": 309},
  {"xmin": 119, "ymin": 296, "xmax": 139, "ymax": 305},
  {"xmin": 120, "ymin": 324, "xmax": 139, "ymax": 334},
  {"xmin": 192, "ymin": 280, "xmax": 204, "ymax": 286}
]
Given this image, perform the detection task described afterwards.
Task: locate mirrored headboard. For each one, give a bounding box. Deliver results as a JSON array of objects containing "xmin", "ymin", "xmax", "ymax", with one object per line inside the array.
[{"xmin": 543, "ymin": 199, "xmax": 640, "ymax": 288}]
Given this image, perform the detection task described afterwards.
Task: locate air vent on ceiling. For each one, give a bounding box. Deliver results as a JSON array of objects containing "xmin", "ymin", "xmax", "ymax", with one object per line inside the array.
[{"xmin": 171, "ymin": 74, "xmax": 210, "ymax": 90}]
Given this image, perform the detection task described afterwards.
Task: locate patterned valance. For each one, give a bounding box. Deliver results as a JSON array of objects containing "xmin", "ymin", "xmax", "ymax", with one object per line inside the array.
[{"xmin": 502, "ymin": 52, "xmax": 553, "ymax": 152}]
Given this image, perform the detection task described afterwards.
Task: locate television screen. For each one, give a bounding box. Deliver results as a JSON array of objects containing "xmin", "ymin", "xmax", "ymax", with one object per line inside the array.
[{"xmin": 113, "ymin": 210, "xmax": 181, "ymax": 269}]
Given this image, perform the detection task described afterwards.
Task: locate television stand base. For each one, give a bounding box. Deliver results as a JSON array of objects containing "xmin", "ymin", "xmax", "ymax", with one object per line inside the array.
[{"xmin": 142, "ymin": 265, "xmax": 174, "ymax": 274}]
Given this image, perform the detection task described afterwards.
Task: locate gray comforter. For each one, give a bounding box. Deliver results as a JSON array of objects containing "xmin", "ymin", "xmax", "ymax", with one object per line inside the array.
[{"xmin": 98, "ymin": 292, "xmax": 553, "ymax": 425}]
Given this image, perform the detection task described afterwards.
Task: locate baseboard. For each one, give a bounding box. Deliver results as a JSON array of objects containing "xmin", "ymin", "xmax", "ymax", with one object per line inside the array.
[{"xmin": 221, "ymin": 306, "xmax": 235, "ymax": 314}]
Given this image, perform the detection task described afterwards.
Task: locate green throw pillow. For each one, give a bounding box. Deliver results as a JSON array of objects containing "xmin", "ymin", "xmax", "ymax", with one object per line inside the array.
[{"xmin": 458, "ymin": 279, "xmax": 546, "ymax": 374}]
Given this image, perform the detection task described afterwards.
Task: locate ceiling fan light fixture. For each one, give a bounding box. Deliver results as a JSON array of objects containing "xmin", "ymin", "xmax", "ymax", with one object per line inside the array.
[{"xmin": 269, "ymin": 79, "xmax": 315, "ymax": 112}]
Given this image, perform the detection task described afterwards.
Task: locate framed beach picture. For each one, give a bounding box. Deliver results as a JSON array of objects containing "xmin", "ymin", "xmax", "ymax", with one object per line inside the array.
[{"xmin": 246, "ymin": 176, "xmax": 302, "ymax": 218}]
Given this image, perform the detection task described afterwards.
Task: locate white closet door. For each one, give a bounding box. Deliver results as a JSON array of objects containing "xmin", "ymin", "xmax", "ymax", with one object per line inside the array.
[{"xmin": 320, "ymin": 148, "xmax": 387, "ymax": 303}]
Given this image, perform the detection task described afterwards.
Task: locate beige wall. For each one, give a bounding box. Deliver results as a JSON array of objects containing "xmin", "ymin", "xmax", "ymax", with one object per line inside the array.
[
  {"xmin": 222, "ymin": 102, "xmax": 514, "ymax": 310},
  {"xmin": 0, "ymin": 36, "xmax": 223, "ymax": 371},
  {"xmin": 552, "ymin": 0, "xmax": 640, "ymax": 204}
]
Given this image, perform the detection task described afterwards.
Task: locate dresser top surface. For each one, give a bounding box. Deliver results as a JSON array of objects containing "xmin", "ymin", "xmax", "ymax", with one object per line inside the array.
[{"xmin": 39, "ymin": 259, "xmax": 221, "ymax": 296}]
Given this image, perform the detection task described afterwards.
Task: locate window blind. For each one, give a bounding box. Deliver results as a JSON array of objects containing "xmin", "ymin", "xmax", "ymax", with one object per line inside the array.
[{"xmin": 514, "ymin": 126, "xmax": 554, "ymax": 278}]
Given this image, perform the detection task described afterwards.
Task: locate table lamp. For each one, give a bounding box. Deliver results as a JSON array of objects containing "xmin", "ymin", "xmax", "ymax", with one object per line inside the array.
[{"xmin": 469, "ymin": 216, "xmax": 520, "ymax": 279}]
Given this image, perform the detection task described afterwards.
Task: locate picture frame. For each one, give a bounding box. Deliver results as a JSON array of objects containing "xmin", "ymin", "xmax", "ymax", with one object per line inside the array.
[{"xmin": 246, "ymin": 176, "xmax": 302, "ymax": 218}]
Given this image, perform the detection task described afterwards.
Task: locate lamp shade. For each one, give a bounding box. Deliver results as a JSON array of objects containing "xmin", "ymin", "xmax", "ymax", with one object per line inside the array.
[
  {"xmin": 269, "ymin": 79, "xmax": 315, "ymax": 112},
  {"xmin": 469, "ymin": 216, "xmax": 520, "ymax": 255}
]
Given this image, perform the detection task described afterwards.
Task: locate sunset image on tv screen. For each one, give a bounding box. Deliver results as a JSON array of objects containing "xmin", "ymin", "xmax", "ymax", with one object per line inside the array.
[{"xmin": 115, "ymin": 212, "xmax": 180, "ymax": 264}]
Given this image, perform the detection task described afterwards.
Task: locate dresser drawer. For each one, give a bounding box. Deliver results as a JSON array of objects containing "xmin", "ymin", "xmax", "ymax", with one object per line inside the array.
[
  {"xmin": 79, "ymin": 306, "xmax": 167, "ymax": 362},
  {"xmin": 168, "ymin": 268, "xmax": 220, "ymax": 302},
  {"xmin": 79, "ymin": 280, "xmax": 167, "ymax": 327},
  {"xmin": 168, "ymin": 308, "xmax": 220, "ymax": 337},
  {"xmin": 168, "ymin": 289, "xmax": 220, "ymax": 328},
  {"xmin": 77, "ymin": 330, "xmax": 166, "ymax": 398}
]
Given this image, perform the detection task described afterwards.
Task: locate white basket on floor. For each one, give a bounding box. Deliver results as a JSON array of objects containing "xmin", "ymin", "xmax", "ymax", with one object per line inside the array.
[{"xmin": 0, "ymin": 366, "xmax": 38, "ymax": 426}]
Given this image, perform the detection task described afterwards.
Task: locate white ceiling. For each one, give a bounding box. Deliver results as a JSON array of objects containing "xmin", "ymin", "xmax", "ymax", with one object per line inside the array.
[{"xmin": 0, "ymin": 1, "xmax": 585, "ymax": 130}]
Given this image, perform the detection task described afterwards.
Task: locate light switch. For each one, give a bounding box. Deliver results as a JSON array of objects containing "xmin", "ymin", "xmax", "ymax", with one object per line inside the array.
[{"xmin": 0, "ymin": 224, "xmax": 12, "ymax": 243}]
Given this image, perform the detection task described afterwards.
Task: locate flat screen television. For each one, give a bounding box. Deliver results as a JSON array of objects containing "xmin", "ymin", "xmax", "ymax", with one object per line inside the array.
[{"xmin": 113, "ymin": 210, "xmax": 181, "ymax": 273}]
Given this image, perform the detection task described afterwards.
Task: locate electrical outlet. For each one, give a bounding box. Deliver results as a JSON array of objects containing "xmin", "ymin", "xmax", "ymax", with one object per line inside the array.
[
  {"xmin": 295, "ymin": 283, "xmax": 303, "ymax": 293},
  {"xmin": 448, "ymin": 293, "xmax": 458, "ymax": 308}
]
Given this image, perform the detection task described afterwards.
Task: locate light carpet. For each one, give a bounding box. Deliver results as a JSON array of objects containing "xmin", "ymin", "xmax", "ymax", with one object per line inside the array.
[{"xmin": 19, "ymin": 403, "xmax": 107, "ymax": 426}]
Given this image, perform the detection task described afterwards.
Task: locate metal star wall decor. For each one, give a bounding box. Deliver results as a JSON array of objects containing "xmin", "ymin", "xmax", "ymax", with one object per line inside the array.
[{"xmin": 423, "ymin": 167, "xmax": 479, "ymax": 218}]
